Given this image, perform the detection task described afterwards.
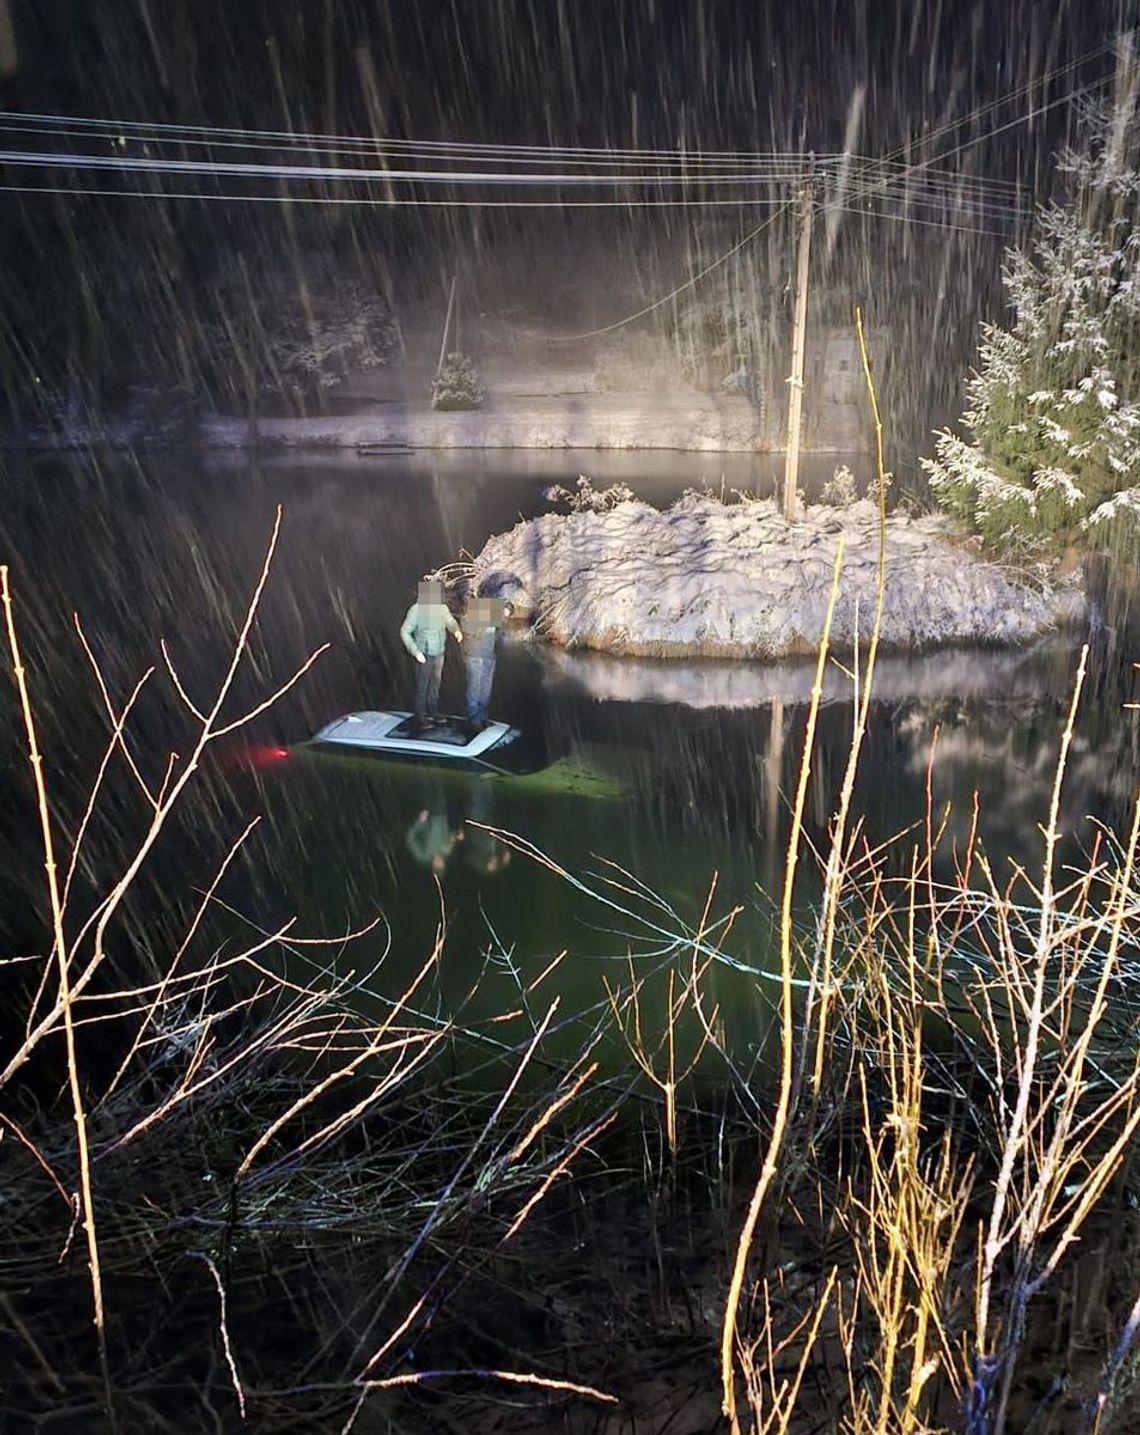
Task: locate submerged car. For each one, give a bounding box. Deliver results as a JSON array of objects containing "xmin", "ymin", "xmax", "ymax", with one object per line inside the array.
[{"xmin": 303, "ymin": 709, "xmax": 629, "ymax": 798}]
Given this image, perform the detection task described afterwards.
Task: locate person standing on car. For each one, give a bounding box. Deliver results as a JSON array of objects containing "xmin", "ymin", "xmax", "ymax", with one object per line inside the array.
[
  {"xmin": 400, "ymin": 577, "xmax": 462, "ymax": 730},
  {"xmin": 462, "ymin": 594, "xmax": 512, "ymax": 732}
]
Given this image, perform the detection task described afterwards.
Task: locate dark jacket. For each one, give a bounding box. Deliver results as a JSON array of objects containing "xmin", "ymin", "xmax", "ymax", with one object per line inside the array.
[{"xmin": 461, "ymin": 602, "xmax": 506, "ymax": 661}]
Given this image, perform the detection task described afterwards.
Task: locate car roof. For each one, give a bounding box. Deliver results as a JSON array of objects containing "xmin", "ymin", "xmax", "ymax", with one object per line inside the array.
[{"xmin": 311, "ymin": 710, "xmax": 515, "ymax": 760}]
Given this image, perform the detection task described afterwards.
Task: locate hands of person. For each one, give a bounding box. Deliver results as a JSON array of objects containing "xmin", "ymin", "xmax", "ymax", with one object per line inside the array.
[
  {"xmin": 455, "ymin": 630, "xmax": 464, "ymax": 643},
  {"xmin": 415, "ymin": 651, "xmax": 427, "ymax": 664}
]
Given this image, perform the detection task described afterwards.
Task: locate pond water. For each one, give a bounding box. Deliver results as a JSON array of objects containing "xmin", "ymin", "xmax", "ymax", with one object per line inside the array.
[{"xmin": 1, "ymin": 447, "xmax": 1137, "ymax": 1077}]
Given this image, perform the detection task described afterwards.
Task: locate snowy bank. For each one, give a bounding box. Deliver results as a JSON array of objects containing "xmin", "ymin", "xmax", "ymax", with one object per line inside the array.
[
  {"xmin": 473, "ymin": 496, "xmax": 1085, "ymax": 658},
  {"xmin": 199, "ymin": 392, "xmax": 761, "ymax": 452}
]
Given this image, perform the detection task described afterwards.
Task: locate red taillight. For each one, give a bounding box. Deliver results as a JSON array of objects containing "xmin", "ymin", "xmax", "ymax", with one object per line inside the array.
[{"xmin": 226, "ymin": 743, "xmax": 292, "ymax": 770}]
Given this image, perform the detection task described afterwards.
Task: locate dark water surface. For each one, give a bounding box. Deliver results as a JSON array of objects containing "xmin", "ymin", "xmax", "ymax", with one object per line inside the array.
[{"xmin": 2, "ymin": 448, "xmax": 1136, "ymax": 1073}]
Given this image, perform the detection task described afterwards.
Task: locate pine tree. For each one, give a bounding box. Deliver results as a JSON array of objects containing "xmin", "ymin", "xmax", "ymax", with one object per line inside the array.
[
  {"xmin": 201, "ymin": 259, "xmax": 399, "ymax": 407},
  {"xmin": 923, "ymin": 106, "xmax": 1140, "ymax": 559},
  {"xmin": 430, "ymin": 351, "xmax": 486, "ymax": 411}
]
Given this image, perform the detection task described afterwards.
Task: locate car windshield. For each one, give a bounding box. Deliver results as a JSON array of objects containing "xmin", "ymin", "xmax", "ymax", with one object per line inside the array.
[
  {"xmin": 380, "ymin": 716, "xmax": 555, "ymax": 774},
  {"xmin": 388, "ymin": 715, "xmax": 474, "ymax": 748}
]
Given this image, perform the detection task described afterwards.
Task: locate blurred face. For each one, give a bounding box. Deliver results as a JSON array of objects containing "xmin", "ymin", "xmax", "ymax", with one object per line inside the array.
[
  {"xmin": 419, "ymin": 579, "xmax": 444, "ymax": 606},
  {"xmin": 472, "ymin": 596, "xmax": 514, "ymax": 624},
  {"xmin": 470, "ymin": 594, "xmax": 505, "ymax": 622}
]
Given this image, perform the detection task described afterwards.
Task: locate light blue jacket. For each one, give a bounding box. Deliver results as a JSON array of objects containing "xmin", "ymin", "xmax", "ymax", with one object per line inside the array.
[{"xmin": 400, "ymin": 601, "xmax": 460, "ymax": 660}]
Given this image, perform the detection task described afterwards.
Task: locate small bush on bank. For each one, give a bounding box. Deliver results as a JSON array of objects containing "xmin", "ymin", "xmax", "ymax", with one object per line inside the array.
[
  {"xmin": 431, "ymin": 350, "xmax": 486, "ymax": 410},
  {"xmin": 821, "ymin": 463, "xmax": 858, "ymax": 507},
  {"xmin": 543, "ymin": 473, "xmax": 634, "ymax": 512}
]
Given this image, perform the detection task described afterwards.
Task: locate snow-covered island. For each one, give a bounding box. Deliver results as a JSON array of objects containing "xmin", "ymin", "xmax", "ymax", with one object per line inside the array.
[{"xmin": 473, "ymin": 491, "xmax": 1085, "ymax": 659}]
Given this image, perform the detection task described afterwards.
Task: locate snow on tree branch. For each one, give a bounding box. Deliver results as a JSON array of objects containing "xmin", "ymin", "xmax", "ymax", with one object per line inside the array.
[{"xmin": 926, "ymin": 100, "xmax": 1140, "ymax": 559}]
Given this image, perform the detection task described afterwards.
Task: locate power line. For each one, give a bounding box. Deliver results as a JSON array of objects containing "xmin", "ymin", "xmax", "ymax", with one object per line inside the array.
[
  {"xmin": 835, "ymin": 169, "xmax": 1031, "ymax": 224},
  {"xmin": 878, "ymin": 39, "xmax": 1116, "ymax": 164},
  {"xmin": 2, "ymin": 43, "xmax": 1112, "ymax": 170},
  {"xmin": 0, "ymin": 114, "xmax": 1057, "ymax": 208},
  {"xmin": 0, "ymin": 180, "xmax": 1030, "ymax": 230},
  {"xmin": 4, "ymin": 35, "xmax": 1109, "ymax": 175},
  {"xmin": 911, "ymin": 83, "xmax": 1109, "ymax": 168},
  {"xmin": 0, "ymin": 119, "xmax": 1030, "ymax": 204},
  {"xmin": 845, "ymin": 47, "xmax": 1118, "ymax": 215},
  {"xmin": 0, "ymin": 148, "xmax": 824, "ymax": 185},
  {"xmin": 0, "ymin": 109, "xmax": 850, "ymax": 163},
  {"xmin": 842, "ymin": 156, "xmax": 1026, "ymax": 200},
  {"xmin": 4, "ymin": 82, "xmax": 1075, "ymax": 231},
  {"xmin": 3, "ymin": 66, "xmax": 1087, "ymax": 224},
  {"xmin": 0, "ymin": 141, "xmax": 1038, "ymax": 229},
  {"xmin": 0, "ymin": 183, "xmax": 793, "ymax": 209},
  {"xmin": 0, "ymin": 121, "xmax": 1036, "ymax": 206},
  {"xmin": 0, "ymin": 36, "xmax": 1112, "ymax": 231},
  {"xmin": 826, "ymin": 203, "xmax": 1018, "ymax": 240},
  {"xmin": 0, "ymin": 128, "xmax": 841, "ymax": 171},
  {"xmin": 508, "ymin": 204, "xmax": 791, "ymax": 343}
]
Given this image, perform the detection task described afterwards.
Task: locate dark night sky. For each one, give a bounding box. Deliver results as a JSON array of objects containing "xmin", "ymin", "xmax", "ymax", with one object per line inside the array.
[{"xmin": 1, "ymin": 1, "xmax": 1131, "ymax": 163}]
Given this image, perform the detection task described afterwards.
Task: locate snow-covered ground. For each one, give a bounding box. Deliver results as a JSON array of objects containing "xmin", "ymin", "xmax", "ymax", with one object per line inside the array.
[
  {"xmin": 474, "ymin": 495, "xmax": 1085, "ymax": 658},
  {"xmin": 200, "ymin": 391, "xmax": 762, "ymax": 452}
]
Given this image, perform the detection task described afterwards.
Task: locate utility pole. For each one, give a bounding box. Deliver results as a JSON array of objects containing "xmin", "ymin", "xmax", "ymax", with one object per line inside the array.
[
  {"xmin": 436, "ymin": 273, "xmax": 457, "ymax": 379},
  {"xmin": 782, "ymin": 182, "xmax": 814, "ymax": 522}
]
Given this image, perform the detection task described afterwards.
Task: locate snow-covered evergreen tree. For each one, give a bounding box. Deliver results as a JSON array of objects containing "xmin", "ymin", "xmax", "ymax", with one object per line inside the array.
[
  {"xmin": 430, "ymin": 351, "xmax": 486, "ymax": 410},
  {"xmin": 923, "ymin": 102, "xmax": 1140, "ymax": 558},
  {"xmin": 275, "ymin": 280, "xmax": 398, "ymax": 391},
  {"xmin": 201, "ymin": 259, "xmax": 399, "ymax": 408}
]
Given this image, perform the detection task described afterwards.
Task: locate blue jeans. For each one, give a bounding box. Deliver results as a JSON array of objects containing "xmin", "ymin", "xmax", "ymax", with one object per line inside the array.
[
  {"xmin": 414, "ymin": 653, "xmax": 444, "ymax": 721},
  {"xmin": 465, "ymin": 656, "xmax": 496, "ymax": 723}
]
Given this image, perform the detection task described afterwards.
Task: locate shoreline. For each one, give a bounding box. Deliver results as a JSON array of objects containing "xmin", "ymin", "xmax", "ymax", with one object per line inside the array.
[
  {"xmin": 200, "ymin": 391, "xmax": 764, "ymax": 451},
  {"xmin": 5, "ymin": 391, "xmax": 861, "ymax": 456}
]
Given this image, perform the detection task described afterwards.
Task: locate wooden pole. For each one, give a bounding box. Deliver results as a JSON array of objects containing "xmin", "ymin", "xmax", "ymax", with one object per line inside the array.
[
  {"xmin": 782, "ymin": 185, "xmax": 814, "ymax": 521},
  {"xmin": 436, "ymin": 273, "xmax": 457, "ymax": 378}
]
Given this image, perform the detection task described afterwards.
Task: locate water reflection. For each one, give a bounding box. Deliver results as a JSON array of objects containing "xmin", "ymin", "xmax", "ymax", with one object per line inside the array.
[
  {"xmin": 404, "ymin": 808, "xmax": 514, "ymax": 878},
  {"xmin": 459, "ymin": 823, "xmax": 514, "ymax": 877},
  {"xmin": 405, "ymin": 809, "xmax": 462, "ymax": 874}
]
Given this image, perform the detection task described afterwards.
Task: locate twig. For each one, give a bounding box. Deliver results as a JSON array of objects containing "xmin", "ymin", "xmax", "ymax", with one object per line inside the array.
[
  {"xmin": 0, "ymin": 1291, "xmax": 66, "ymax": 1396},
  {"xmin": 0, "ymin": 1111, "xmax": 73, "ymax": 1209},
  {"xmin": 188, "ymin": 1251, "xmax": 246, "ymax": 1419},
  {"xmin": 1, "ymin": 564, "xmax": 115, "ymax": 1428},
  {"xmin": 73, "ymin": 613, "xmax": 157, "ymax": 809}
]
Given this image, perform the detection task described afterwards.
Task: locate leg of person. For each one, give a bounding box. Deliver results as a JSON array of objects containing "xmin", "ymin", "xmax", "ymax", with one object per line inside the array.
[
  {"xmin": 474, "ymin": 655, "xmax": 496, "ymax": 725},
  {"xmin": 425, "ymin": 653, "xmax": 444, "ymax": 719},
  {"xmin": 414, "ymin": 658, "xmax": 431, "ymax": 727},
  {"xmin": 466, "ymin": 657, "xmax": 491, "ymax": 725},
  {"xmin": 464, "ymin": 657, "xmax": 481, "ymax": 725}
]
